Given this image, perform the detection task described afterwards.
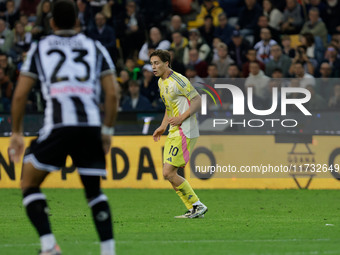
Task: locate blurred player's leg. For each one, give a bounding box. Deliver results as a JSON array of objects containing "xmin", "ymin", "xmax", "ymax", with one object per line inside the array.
[
  {"xmin": 80, "ymin": 175, "xmax": 115, "ymax": 255},
  {"xmin": 21, "ymin": 162, "xmax": 61, "ymax": 254}
]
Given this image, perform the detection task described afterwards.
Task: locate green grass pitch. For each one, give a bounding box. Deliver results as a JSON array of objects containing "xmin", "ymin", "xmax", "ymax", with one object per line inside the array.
[{"xmin": 0, "ymin": 189, "xmax": 340, "ymax": 255}]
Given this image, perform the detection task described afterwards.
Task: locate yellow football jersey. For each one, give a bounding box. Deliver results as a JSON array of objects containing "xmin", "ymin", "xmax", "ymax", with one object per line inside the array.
[{"xmin": 158, "ymin": 70, "xmax": 200, "ymax": 138}]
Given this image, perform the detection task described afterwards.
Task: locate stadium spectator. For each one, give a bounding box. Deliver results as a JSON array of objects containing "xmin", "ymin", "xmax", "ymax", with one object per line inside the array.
[
  {"xmin": 218, "ymin": 0, "xmax": 243, "ymax": 18},
  {"xmin": 0, "ymin": 18, "xmax": 14, "ymax": 54},
  {"xmin": 245, "ymin": 61, "xmax": 270, "ymax": 108},
  {"xmin": 212, "ymin": 42, "xmax": 234, "ymax": 78},
  {"xmin": 291, "ymin": 62, "xmax": 316, "ymax": 87},
  {"xmin": 140, "ymin": 64, "xmax": 159, "ymax": 107},
  {"xmin": 271, "ymin": 68, "xmax": 290, "ymax": 87},
  {"xmin": 213, "ymin": 13, "xmax": 234, "ymax": 46},
  {"xmin": 265, "ymin": 44, "xmax": 292, "ymax": 77},
  {"xmin": 271, "ymin": 68, "xmax": 284, "ymax": 79},
  {"xmin": 305, "ymin": 84, "xmax": 328, "ymax": 110},
  {"xmin": 87, "ymin": 12, "xmax": 116, "ymax": 62},
  {"xmin": 242, "ymin": 48, "xmax": 265, "ymax": 78},
  {"xmin": 1, "ymin": 0, "xmax": 19, "ymax": 29},
  {"xmin": 0, "ymin": 52, "xmax": 17, "ymax": 84},
  {"xmin": 281, "ymin": 35, "xmax": 295, "ymax": 58},
  {"xmin": 207, "ymin": 63, "xmax": 220, "ymax": 79},
  {"xmin": 118, "ymin": 69, "xmax": 130, "ymax": 104},
  {"xmin": 115, "ymin": 0, "xmax": 145, "ymax": 60},
  {"xmin": 165, "ymin": 15, "xmax": 188, "ymax": 42},
  {"xmin": 31, "ymin": 0, "xmax": 52, "ymax": 40},
  {"xmin": 211, "ymin": 37, "xmax": 222, "ymax": 62},
  {"xmin": 187, "ymin": 0, "xmax": 223, "ymax": 28},
  {"xmin": 198, "ymin": 15, "xmax": 215, "ymax": 47},
  {"xmin": 183, "ymin": 28, "xmax": 211, "ymax": 65},
  {"xmin": 329, "ymin": 83, "xmax": 340, "ymax": 109},
  {"xmin": 122, "ymin": 80, "xmax": 153, "ymax": 112},
  {"xmin": 138, "ymin": 27, "xmax": 170, "ymax": 62},
  {"xmin": 236, "ymin": 0, "xmax": 262, "ymax": 37},
  {"xmin": 228, "ymin": 63, "xmax": 242, "ymax": 79},
  {"xmin": 101, "ymin": 0, "xmax": 126, "ymax": 28},
  {"xmin": 87, "ymin": 0, "xmax": 108, "ymax": 19},
  {"xmin": 124, "ymin": 58, "xmax": 141, "ymax": 81},
  {"xmin": 324, "ymin": 0, "xmax": 340, "ymax": 35},
  {"xmin": 330, "ymin": 34, "xmax": 340, "ymax": 51},
  {"xmin": 262, "ymin": 0, "xmax": 283, "ymax": 31},
  {"xmin": 19, "ymin": 0, "xmax": 40, "ymax": 19},
  {"xmin": 254, "ymin": 28, "xmax": 277, "ymax": 64},
  {"xmin": 300, "ymin": 8, "xmax": 328, "ymax": 47},
  {"xmin": 322, "ymin": 45, "xmax": 340, "ymax": 77},
  {"xmin": 19, "ymin": 14, "xmax": 33, "ymax": 33},
  {"xmin": 305, "ymin": 0, "xmax": 327, "ymax": 17},
  {"xmin": 170, "ymin": 31, "xmax": 188, "ymax": 64},
  {"xmin": 10, "ymin": 21, "xmax": 32, "ymax": 63},
  {"xmin": 300, "ymin": 33, "xmax": 325, "ymax": 64},
  {"xmin": 186, "ymin": 48, "xmax": 208, "ymax": 78},
  {"xmin": 228, "ymin": 30, "xmax": 251, "ymax": 70},
  {"xmin": 281, "ymin": 0, "xmax": 304, "ymax": 34},
  {"xmin": 185, "ymin": 64, "xmax": 204, "ymax": 84},
  {"xmin": 0, "ymin": 66, "xmax": 12, "ymax": 112},
  {"xmin": 169, "ymin": 48, "xmax": 186, "ymax": 75},
  {"xmin": 315, "ymin": 62, "xmax": 335, "ymax": 102},
  {"xmin": 139, "ymin": 0, "xmax": 172, "ymax": 29},
  {"xmin": 289, "ymin": 45, "xmax": 317, "ymax": 75},
  {"xmin": 76, "ymin": 0, "xmax": 91, "ymax": 33},
  {"xmin": 254, "ymin": 15, "xmax": 281, "ymax": 44}
]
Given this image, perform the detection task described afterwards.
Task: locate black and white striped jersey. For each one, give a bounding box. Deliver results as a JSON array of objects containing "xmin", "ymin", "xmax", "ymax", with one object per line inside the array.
[{"xmin": 21, "ymin": 31, "xmax": 115, "ymax": 141}]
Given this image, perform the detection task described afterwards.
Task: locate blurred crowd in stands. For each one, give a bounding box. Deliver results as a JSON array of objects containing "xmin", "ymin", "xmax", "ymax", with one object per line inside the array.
[{"xmin": 0, "ymin": 0, "xmax": 340, "ymax": 113}]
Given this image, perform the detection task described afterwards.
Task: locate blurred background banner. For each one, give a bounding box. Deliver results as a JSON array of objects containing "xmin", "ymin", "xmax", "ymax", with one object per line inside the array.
[{"xmin": 1, "ymin": 135, "xmax": 340, "ymax": 189}]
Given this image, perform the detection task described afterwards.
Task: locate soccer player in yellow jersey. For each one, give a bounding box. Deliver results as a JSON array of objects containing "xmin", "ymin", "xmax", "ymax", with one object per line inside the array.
[{"xmin": 150, "ymin": 49, "xmax": 208, "ymax": 218}]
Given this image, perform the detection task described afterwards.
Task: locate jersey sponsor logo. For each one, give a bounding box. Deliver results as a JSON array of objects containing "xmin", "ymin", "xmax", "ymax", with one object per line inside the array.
[{"xmin": 51, "ymin": 86, "xmax": 94, "ymax": 96}]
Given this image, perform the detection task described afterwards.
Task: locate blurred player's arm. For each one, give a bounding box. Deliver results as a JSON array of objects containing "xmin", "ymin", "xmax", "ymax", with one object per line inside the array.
[
  {"xmin": 9, "ymin": 75, "xmax": 35, "ymax": 162},
  {"xmin": 153, "ymin": 109, "xmax": 168, "ymax": 142},
  {"xmin": 101, "ymin": 73, "xmax": 119, "ymax": 153},
  {"xmin": 168, "ymin": 94, "xmax": 201, "ymax": 126}
]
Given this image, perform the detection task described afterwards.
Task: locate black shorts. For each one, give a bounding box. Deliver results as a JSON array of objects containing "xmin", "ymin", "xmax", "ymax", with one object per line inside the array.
[{"xmin": 23, "ymin": 126, "xmax": 107, "ymax": 176}]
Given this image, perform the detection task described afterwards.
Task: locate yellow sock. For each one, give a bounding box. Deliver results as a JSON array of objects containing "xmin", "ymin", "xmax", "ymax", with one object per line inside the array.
[
  {"xmin": 176, "ymin": 190, "xmax": 193, "ymax": 210},
  {"xmin": 176, "ymin": 180, "xmax": 199, "ymax": 205}
]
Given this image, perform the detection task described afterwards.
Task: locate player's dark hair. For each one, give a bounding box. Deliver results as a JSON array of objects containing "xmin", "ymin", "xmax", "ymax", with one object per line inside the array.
[
  {"xmin": 150, "ymin": 50, "xmax": 171, "ymax": 68},
  {"xmin": 52, "ymin": 0, "xmax": 77, "ymax": 29}
]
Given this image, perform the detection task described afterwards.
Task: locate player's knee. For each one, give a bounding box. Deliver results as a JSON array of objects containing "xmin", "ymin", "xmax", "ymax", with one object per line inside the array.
[
  {"xmin": 81, "ymin": 175, "xmax": 101, "ymax": 201},
  {"xmin": 163, "ymin": 170, "xmax": 175, "ymax": 181}
]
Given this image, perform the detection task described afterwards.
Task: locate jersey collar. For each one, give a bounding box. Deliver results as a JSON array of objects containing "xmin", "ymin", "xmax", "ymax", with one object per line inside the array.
[{"xmin": 55, "ymin": 30, "xmax": 77, "ymax": 36}]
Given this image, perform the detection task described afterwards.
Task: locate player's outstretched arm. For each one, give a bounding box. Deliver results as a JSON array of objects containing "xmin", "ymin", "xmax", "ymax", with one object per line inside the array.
[
  {"xmin": 9, "ymin": 75, "xmax": 35, "ymax": 162},
  {"xmin": 168, "ymin": 94, "xmax": 201, "ymax": 126},
  {"xmin": 153, "ymin": 109, "xmax": 168, "ymax": 142},
  {"xmin": 101, "ymin": 74, "xmax": 119, "ymax": 154}
]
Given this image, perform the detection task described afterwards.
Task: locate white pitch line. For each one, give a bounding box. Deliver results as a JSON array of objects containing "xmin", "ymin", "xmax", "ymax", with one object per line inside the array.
[
  {"xmin": 0, "ymin": 238, "xmax": 332, "ymax": 247},
  {"xmin": 118, "ymin": 238, "xmax": 331, "ymax": 244},
  {"xmin": 0, "ymin": 243, "xmax": 40, "ymax": 247}
]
